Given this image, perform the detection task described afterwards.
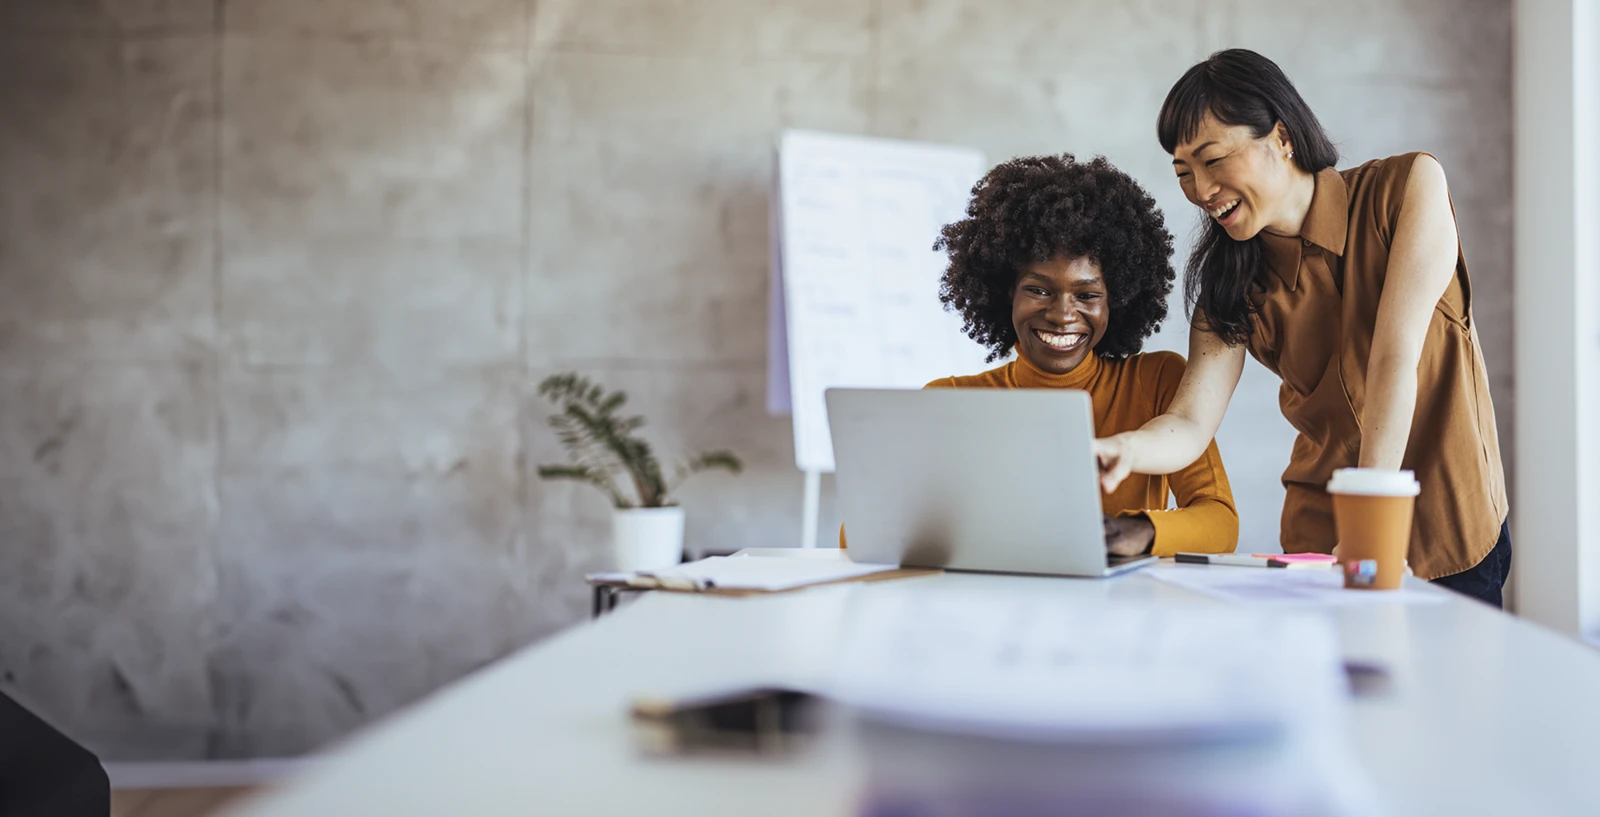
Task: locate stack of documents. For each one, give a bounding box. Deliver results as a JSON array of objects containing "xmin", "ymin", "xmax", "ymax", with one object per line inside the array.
[
  {"xmin": 824, "ymin": 583, "xmax": 1387, "ymax": 816},
  {"xmin": 826, "ymin": 586, "xmax": 1345, "ymax": 744},
  {"xmin": 588, "ymin": 552, "xmax": 932, "ymax": 595},
  {"xmin": 639, "ymin": 556, "xmax": 900, "ymax": 592}
]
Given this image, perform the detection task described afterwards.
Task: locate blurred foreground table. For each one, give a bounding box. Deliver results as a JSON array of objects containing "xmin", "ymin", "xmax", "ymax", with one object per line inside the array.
[{"xmin": 222, "ymin": 563, "xmax": 1600, "ymax": 817}]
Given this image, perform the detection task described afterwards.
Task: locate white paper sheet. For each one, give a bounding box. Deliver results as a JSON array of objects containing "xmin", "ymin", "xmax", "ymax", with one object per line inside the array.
[
  {"xmin": 639, "ymin": 555, "xmax": 897, "ymax": 592},
  {"xmin": 821, "ymin": 582, "xmax": 1389, "ymax": 814},
  {"xmin": 767, "ymin": 130, "xmax": 993, "ymax": 472},
  {"xmin": 1147, "ymin": 564, "xmax": 1450, "ymax": 606},
  {"xmin": 824, "ymin": 584, "xmax": 1348, "ymax": 745}
]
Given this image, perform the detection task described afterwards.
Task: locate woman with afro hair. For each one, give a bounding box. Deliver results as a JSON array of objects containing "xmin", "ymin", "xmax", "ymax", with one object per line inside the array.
[{"xmin": 923, "ymin": 153, "xmax": 1238, "ymax": 557}]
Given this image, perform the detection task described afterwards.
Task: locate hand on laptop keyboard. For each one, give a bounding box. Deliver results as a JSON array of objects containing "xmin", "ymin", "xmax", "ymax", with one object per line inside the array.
[{"xmin": 1103, "ymin": 514, "xmax": 1156, "ymax": 557}]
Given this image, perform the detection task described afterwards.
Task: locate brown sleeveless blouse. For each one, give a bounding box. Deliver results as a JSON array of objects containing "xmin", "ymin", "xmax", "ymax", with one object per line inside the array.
[{"xmin": 1247, "ymin": 152, "xmax": 1507, "ymax": 579}]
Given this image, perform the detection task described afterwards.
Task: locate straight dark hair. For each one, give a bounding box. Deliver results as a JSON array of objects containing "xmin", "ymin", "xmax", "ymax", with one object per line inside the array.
[{"xmin": 1156, "ymin": 49, "xmax": 1338, "ymax": 345}]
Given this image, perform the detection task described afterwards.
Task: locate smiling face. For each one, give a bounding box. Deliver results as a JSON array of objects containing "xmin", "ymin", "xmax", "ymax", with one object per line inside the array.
[
  {"xmin": 1011, "ymin": 255, "xmax": 1108, "ymax": 375},
  {"xmin": 1171, "ymin": 112, "xmax": 1301, "ymax": 240}
]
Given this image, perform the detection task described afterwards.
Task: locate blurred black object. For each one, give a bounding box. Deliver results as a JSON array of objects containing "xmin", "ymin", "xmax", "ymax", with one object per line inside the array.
[
  {"xmin": 1342, "ymin": 661, "xmax": 1394, "ymax": 698},
  {"xmin": 631, "ymin": 687, "xmax": 822, "ymax": 756},
  {"xmin": 0, "ymin": 690, "xmax": 109, "ymax": 816}
]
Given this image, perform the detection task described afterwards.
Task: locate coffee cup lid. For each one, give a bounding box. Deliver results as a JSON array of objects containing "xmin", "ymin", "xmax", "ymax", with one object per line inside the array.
[{"xmin": 1326, "ymin": 468, "xmax": 1420, "ymax": 497}]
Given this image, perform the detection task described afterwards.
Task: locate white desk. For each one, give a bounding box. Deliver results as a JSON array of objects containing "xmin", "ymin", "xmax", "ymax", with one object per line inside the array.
[{"xmin": 225, "ymin": 565, "xmax": 1600, "ymax": 817}]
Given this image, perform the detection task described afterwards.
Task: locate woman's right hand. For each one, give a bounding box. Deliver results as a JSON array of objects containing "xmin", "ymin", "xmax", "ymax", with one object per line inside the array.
[
  {"xmin": 1091, "ymin": 326, "xmax": 1246, "ymax": 494},
  {"xmin": 1093, "ymin": 434, "xmax": 1136, "ymax": 494}
]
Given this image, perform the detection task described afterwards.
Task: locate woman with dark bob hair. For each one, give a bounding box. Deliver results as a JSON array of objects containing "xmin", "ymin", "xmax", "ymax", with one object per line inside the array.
[
  {"xmin": 876, "ymin": 152, "xmax": 1240, "ymax": 558},
  {"xmin": 1095, "ymin": 49, "xmax": 1509, "ymax": 605}
]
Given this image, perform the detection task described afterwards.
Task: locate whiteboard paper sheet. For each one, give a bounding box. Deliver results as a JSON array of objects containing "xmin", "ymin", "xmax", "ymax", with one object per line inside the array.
[{"xmin": 769, "ymin": 130, "xmax": 994, "ymax": 472}]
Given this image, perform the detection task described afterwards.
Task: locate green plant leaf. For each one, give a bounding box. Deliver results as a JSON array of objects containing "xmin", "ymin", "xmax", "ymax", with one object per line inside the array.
[
  {"xmin": 535, "ymin": 371, "xmax": 742, "ymax": 509},
  {"xmin": 667, "ymin": 449, "xmax": 744, "ymax": 494},
  {"xmin": 535, "ymin": 464, "xmax": 628, "ymax": 507},
  {"xmin": 550, "ymin": 408, "xmax": 624, "ymax": 477},
  {"xmin": 693, "ymin": 450, "xmax": 743, "ymax": 473},
  {"xmin": 615, "ymin": 436, "xmax": 664, "ymax": 507},
  {"xmin": 553, "ymin": 389, "xmax": 659, "ymax": 507},
  {"xmin": 537, "ymin": 373, "xmax": 591, "ymax": 405}
]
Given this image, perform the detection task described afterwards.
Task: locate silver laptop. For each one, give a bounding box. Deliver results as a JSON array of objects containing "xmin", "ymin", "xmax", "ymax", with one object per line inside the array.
[{"xmin": 826, "ymin": 387, "xmax": 1157, "ymax": 578}]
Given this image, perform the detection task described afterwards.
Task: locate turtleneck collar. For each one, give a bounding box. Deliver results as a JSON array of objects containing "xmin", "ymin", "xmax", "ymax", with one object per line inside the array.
[{"xmin": 1009, "ymin": 346, "xmax": 1103, "ymax": 390}]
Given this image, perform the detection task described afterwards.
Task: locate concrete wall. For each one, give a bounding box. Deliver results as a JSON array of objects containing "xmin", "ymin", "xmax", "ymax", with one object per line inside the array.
[{"xmin": 0, "ymin": 0, "xmax": 1512, "ymax": 759}]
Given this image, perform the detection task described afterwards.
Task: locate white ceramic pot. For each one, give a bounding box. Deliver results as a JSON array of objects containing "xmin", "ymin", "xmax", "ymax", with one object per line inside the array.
[{"xmin": 612, "ymin": 506, "xmax": 686, "ymax": 571}]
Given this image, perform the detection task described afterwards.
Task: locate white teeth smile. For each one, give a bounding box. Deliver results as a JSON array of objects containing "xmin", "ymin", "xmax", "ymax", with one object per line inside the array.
[
  {"xmin": 1033, "ymin": 329, "xmax": 1086, "ymax": 350},
  {"xmin": 1207, "ymin": 199, "xmax": 1241, "ymax": 219}
]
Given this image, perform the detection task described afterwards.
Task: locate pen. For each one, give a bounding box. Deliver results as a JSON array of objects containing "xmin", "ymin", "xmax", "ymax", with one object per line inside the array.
[{"xmin": 1173, "ymin": 552, "xmax": 1330, "ymax": 569}]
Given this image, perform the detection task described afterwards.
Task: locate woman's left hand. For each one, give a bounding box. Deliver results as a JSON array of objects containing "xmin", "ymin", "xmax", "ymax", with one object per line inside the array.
[{"xmin": 1103, "ymin": 515, "xmax": 1156, "ymax": 557}]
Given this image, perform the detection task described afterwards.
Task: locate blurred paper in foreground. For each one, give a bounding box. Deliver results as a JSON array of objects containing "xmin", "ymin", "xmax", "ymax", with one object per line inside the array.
[{"xmin": 823, "ymin": 586, "xmax": 1389, "ymax": 817}]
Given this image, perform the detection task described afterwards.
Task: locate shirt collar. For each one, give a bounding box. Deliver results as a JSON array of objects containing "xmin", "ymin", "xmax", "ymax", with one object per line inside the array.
[
  {"xmin": 1259, "ymin": 166, "xmax": 1348, "ymax": 291},
  {"xmin": 1009, "ymin": 345, "xmax": 1102, "ymax": 390}
]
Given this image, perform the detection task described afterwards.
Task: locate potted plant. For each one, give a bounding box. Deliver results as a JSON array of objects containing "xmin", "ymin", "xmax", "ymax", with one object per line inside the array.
[{"xmin": 535, "ymin": 373, "xmax": 743, "ymax": 571}]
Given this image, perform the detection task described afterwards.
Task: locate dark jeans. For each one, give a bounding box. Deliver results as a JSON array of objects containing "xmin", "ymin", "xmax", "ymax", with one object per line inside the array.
[
  {"xmin": 1430, "ymin": 519, "xmax": 1513, "ymax": 608},
  {"xmin": 0, "ymin": 690, "xmax": 108, "ymax": 817}
]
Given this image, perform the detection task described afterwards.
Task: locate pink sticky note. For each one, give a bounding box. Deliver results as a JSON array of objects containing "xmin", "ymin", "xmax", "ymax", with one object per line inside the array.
[{"xmin": 1259, "ymin": 552, "xmax": 1337, "ymax": 564}]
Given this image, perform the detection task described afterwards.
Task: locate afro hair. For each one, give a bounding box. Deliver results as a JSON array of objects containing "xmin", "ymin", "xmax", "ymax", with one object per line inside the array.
[{"xmin": 935, "ymin": 154, "xmax": 1177, "ymax": 362}]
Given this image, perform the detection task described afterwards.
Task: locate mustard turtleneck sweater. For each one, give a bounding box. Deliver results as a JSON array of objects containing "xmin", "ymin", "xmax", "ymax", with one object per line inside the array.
[{"xmin": 842, "ymin": 350, "xmax": 1239, "ymax": 556}]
